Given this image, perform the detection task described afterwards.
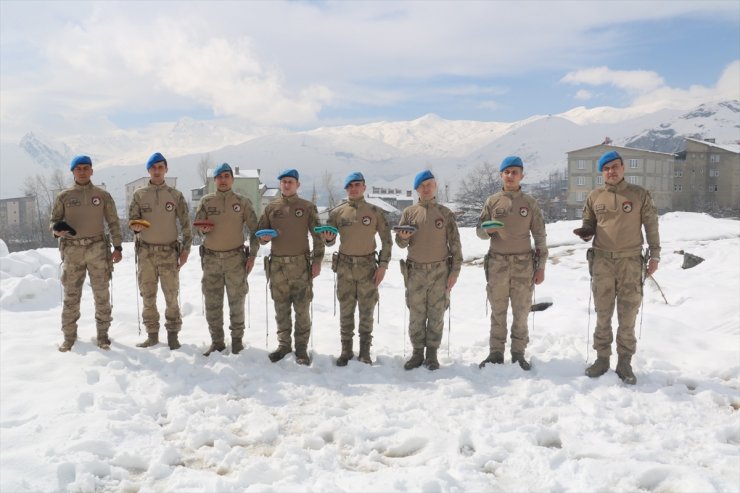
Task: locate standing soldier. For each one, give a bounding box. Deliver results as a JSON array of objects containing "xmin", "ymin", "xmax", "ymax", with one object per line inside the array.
[
  {"xmin": 194, "ymin": 163, "xmax": 260, "ymax": 356},
  {"xmin": 321, "ymin": 172, "xmax": 392, "ymax": 366},
  {"xmin": 477, "ymin": 156, "xmax": 548, "ymax": 371},
  {"xmin": 258, "ymin": 169, "xmax": 324, "ymax": 366},
  {"xmin": 129, "ymin": 152, "xmax": 193, "ymax": 350},
  {"xmin": 51, "ymin": 155, "xmax": 122, "ymax": 352},
  {"xmin": 575, "ymin": 150, "xmax": 660, "ymax": 385},
  {"xmin": 395, "ymin": 170, "xmax": 462, "ymax": 371}
]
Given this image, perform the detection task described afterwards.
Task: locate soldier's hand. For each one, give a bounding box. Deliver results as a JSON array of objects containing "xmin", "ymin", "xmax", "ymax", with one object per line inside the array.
[
  {"xmin": 533, "ymin": 268, "xmax": 545, "ymax": 285},
  {"xmin": 178, "ymin": 251, "xmax": 189, "ymax": 270},
  {"xmin": 446, "ymin": 274, "xmax": 458, "ymax": 291},
  {"xmin": 246, "ymin": 256, "xmax": 255, "ymax": 275},
  {"xmin": 647, "ymin": 258, "xmax": 659, "ymax": 277},
  {"xmin": 111, "ymin": 250, "xmax": 122, "ymax": 263},
  {"xmin": 573, "ymin": 227, "xmax": 594, "ymax": 242},
  {"xmin": 259, "ymin": 234, "xmax": 273, "ymax": 244},
  {"xmin": 131, "ymin": 223, "xmax": 145, "ymax": 233},
  {"xmin": 311, "ymin": 262, "xmax": 321, "ymax": 278},
  {"xmin": 197, "ymin": 224, "xmax": 214, "ymax": 234},
  {"xmin": 53, "ymin": 230, "xmax": 70, "ymax": 238},
  {"xmin": 373, "ymin": 266, "xmax": 387, "ymax": 287},
  {"xmin": 397, "ymin": 230, "xmax": 414, "ymax": 240},
  {"xmin": 321, "ymin": 231, "xmax": 336, "ymax": 243}
]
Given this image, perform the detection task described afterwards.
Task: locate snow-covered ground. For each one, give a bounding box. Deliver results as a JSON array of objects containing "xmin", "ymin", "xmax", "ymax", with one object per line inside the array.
[{"xmin": 1, "ymin": 212, "xmax": 738, "ymax": 492}]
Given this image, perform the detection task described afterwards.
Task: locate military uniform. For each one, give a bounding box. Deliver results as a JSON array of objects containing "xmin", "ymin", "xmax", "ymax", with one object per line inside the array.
[
  {"xmin": 50, "ymin": 182, "xmax": 122, "ymax": 347},
  {"xmin": 582, "ymin": 179, "xmax": 660, "ymax": 359},
  {"xmin": 258, "ymin": 194, "xmax": 324, "ymax": 356},
  {"xmin": 326, "ymin": 197, "xmax": 392, "ymax": 363},
  {"xmin": 194, "ymin": 190, "xmax": 259, "ymax": 351},
  {"xmin": 129, "ymin": 182, "xmax": 192, "ymax": 344},
  {"xmin": 396, "ymin": 198, "xmax": 462, "ymax": 356},
  {"xmin": 477, "ymin": 189, "xmax": 548, "ymax": 360}
]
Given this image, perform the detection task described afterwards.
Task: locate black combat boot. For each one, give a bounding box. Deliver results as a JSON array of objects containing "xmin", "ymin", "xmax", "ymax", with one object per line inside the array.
[
  {"xmin": 232, "ymin": 338, "xmax": 244, "ymax": 355},
  {"xmin": 58, "ymin": 338, "xmax": 75, "ymax": 353},
  {"xmin": 357, "ymin": 338, "xmax": 372, "ymax": 365},
  {"xmin": 167, "ymin": 332, "xmax": 181, "ymax": 350},
  {"xmin": 424, "ymin": 347, "xmax": 440, "ymax": 371},
  {"xmin": 616, "ymin": 354, "xmax": 637, "ymax": 385},
  {"xmin": 404, "ymin": 348, "xmax": 424, "ymax": 370},
  {"xmin": 585, "ymin": 356, "xmax": 610, "ymax": 378},
  {"xmin": 478, "ymin": 351, "xmax": 504, "ymax": 368},
  {"xmin": 268, "ymin": 346, "xmax": 292, "ymax": 363},
  {"xmin": 511, "ymin": 352, "xmax": 531, "ymax": 371},
  {"xmin": 97, "ymin": 330, "xmax": 111, "ymax": 351},
  {"xmin": 295, "ymin": 346, "xmax": 311, "ymax": 366},
  {"xmin": 203, "ymin": 341, "xmax": 226, "ymax": 356},
  {"xmin": 336, "ymin": 340, "xmax": 354, "ymax": 367},
  {"xmin": 136, "ymin": 333, "xmax": 159, "ymax": 348}
]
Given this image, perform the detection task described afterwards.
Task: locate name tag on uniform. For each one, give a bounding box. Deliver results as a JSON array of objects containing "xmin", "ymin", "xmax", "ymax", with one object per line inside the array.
[
  {"xmin": 494, "ymin": 208, "xmax": 506, "ymax": 217},
  {"xmin": 595, "ymin": 204, "xmax": 606, "ymax": 213},
  {"xmin": 141, "ymin": 203, "xmax": 153, "ymax": 213},
  {"xmin": 66, "ymin": 199, "xmax": 81, "ymax": 207},
  {"xmin": 340, "ymin": 218, "xmax": 352, "ymax": 227},
  {"xmin": 207, "ymin": 206, "xmax": 220, "ymax": 215}
]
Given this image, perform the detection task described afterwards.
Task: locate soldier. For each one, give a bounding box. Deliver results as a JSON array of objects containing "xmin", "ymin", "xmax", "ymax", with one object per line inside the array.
[
  {"xmin": 575, "ymin": 150, "xmax": 660, "ymax": 385},
  {"xmin": 194, "ymin": 163, "xmax": 260, "ymax": 356},
  {"xmin": 395, "ymin": 170, "xmax": 462, "ymax": 371},
  {"xmin": 321, "ymin": 172, "xmax": 392, "ymax": 366},
  {"xmin": 50, "ymin": 155, "xmax": 123, "ymax": 352},
  {"xmin": 258, "ymin": 169, "xmax": 324, "ymax": 366},
  {"xmin": 477, "ymin": 156, "xmax": 548, "ymax": 371},
  {"xmin": 129, "ymin": 152, "xmax": 193, "ymax": 350}
]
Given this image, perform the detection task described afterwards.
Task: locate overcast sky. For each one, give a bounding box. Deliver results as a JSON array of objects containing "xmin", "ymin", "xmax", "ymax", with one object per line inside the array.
[{"xmin": 1, "ymin": 0, "xmax": 738, "ymax": 144}]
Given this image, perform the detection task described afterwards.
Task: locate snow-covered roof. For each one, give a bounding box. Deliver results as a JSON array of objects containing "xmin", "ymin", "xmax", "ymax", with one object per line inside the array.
[
  {"xmin": 567, "ymin": 144, "xmax": 676, "ymax": 157},
  {"xmin": 685, "ymin": 138, "xmax": 740, "ymax": 154},
  {"xmin": 365, "ymin": 197, "xmax": 399, "ymax": 213},
  {"xmin": 207, "ymin": 168, "xmax": 260, "ymax": 178}
]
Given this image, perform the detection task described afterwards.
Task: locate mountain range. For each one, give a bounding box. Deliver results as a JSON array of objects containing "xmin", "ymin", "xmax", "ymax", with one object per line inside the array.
[{"xmin": 1, "ymin": 100, "xmax": 737, "ymax": 207}]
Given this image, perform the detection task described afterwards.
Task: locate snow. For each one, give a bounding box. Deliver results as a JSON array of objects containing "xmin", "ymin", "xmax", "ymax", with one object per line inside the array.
[{"xmin": 1, "ymin": 212, "xmax": 739, "ymax": 492}]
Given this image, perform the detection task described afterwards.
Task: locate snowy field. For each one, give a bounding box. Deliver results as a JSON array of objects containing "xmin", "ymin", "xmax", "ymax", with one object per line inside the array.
[{"xmin": 1, "ymin": 212, "xmax": 738, "ymax": 493}]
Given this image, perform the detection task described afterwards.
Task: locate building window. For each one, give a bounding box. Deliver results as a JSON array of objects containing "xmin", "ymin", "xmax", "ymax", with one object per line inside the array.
[
  {"xmin": 576, "ymin": 159, "xmax": 586, "ymax": 169},
  {"xmin": 629, "ymin": 159, "xmax": 639, "ymax": 169},
  {"xmin": 709, "ymin": 169, "xmax": 719, "ymax": 177},
  {"xmin": 627, "ymin": 176, "xmax": 639, "ymax": 185},
  {"xmin": 576, "ymin": 176, "xmax": 585, "ymax": 186},
  {"xmin": 576, "ymin": 191, "xmax": 586, "ymax": 202},
  {"xmin": 596, "ymin": 176, "xmax": 603, "ymax": 185},
  {"xmin": 674, "ymin": 169, "xmax": 683, "ymax": 177},
  {"xmin": 709, "ymin": 185, "xmax": 718, "ymax": 192},
  {"xmin": 710, "ymin": 154, "xmax": 720, "ymax": 163},
  {"xmin": 673, "ymin": 184, "xmax": 683, "ymax": 192}
]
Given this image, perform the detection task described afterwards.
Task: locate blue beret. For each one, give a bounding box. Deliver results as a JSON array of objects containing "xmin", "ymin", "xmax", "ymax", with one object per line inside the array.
[
  {"xmin": 70, "ymin": 155, "xmax": 92, "ymax": 171},
  {"xmin": 213, "ymin": 162, "xmax": 233, "ymax": 178},
  {"xmin": 499, "ymin": 156, "xmax": 523, "ymax": 172},
  {"xmin": 146, "ymin": 152, "xmax": 167, "ymax": 170},
  {"xmin": 344, "ymin": 171, "xmax": 365, "ymax": 189},
  {"xmin": 413, "ymin": 169, "xmax": 434, "ymax": 190},
  {"xmin": 277, "ymin": 168, "xmax": 299, "ymax": 181},
  {"xmin": 598, "ymin": 150, "xmax": 622, "ymax": 172}
]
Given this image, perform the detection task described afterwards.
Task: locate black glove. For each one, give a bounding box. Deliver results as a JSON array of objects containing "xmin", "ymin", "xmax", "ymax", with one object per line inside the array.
[
  {"xmin": 52, "ymin": 221, "xmax": 77, "ymax": 236},
  {"xmin": 572, "ymin": 227, "xmax": 593, "ymax": 241}
]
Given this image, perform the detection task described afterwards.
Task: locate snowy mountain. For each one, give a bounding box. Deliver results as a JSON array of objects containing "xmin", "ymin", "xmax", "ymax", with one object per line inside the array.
[{"xmin": 2, "ymin": 100, "xmax": 738, "ymax": 205}]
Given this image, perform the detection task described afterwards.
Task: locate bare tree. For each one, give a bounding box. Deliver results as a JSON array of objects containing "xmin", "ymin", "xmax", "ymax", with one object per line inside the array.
[
  {"xmin": 454, "ymin": 162, "xmax": 502, "ymax": 226},
  {"xmin": 322, "ymin": 170, "xmax": 339, "ymax": 208},
  {"xmin": 198, "ymin": 154, "xmax": 213, "ymax": 185}
]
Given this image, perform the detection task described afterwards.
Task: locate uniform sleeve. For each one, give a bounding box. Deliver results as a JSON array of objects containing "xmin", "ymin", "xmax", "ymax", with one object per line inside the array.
[
  {"xmin": 103, "ymin": 192, "xmax": 122, "ymax": 247},
  {"xmin": 529, "ymin": 197, "xmax": 549, "ymax": 269},
  {"xmin": 128, "ymin": 191, "xmax": 141, "ymax": 225},
  {"xmin": 394, "ymin": 209, "xmax": 410, "ymax": 249},
  {"xmin": 176, "ymin": 191, "xmax": 193, "ymax": 252},
  {"xmin": 243, "ymin": 198, "xmax": 260, "ymax": 257},
  {"xmin": 256, "ymin": 203, "xmax": 271, "ymax": 231},
  {"xmin": 308, "ymin": 204, "xmax": 325, "ymax": 264},
  {"xmin": 325, "ymin": 208, "xmax": 339, "ymax": 247},
  {"xmin": 476, "ymin": 196, "xmax": 493, "ymax": 240},
  {"xmin": 376, "ymin": 208, "xmax": 392, "ymax": 268},
  {"xmin": 581, "ymin": 190, "xmax": 597, "ymax": 233},
  {"xmin": 49, "ymin": 193, "xmax": 65, "ymax": 235},
  {"xmin": 194, "ymin": 197, "xmax": 208, "ymax": 238},
  {"xmin": 445, "ymin": 208, "xmax": 463, "ymax": 276},
  {"xmin": 641, "ymin": 189, "xmax": 661, "ymax": 259}
]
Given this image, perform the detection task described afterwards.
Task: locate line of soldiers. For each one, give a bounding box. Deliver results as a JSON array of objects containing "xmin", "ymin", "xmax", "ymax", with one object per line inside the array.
[{"xmin": 51, "ymin": 150, "xmax": 660, "ymax": 384}]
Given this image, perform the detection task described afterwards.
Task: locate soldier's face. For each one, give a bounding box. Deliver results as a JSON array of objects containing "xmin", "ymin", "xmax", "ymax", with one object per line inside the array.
[
  {"xmin": 346, "ymin": 181, "xmax": 365, "ymax": 200},
  {"xmin": 501, "ymin": 167, "xmax": 524, "ymax": 191},
  {"xmin": 280, "ymin": 177, "xmax": 299, "ymax": 197},
  {"xmin": 602, "ymin": 160, "xmax": 625, "ymax": 185},
  {"xmin": 416, "ymin": 179, "xmax": 437, "ymax": 200},
  {"xmin": 215, "ymin": 171, "xmax": 234, "ymax": 191},
  {"xmin": 72, "ymin": 164, "xmax": 93, "ymax": 185},
  {"xmin": 148, "ymin": 162, "xmax": 167, "ymax": 185}
]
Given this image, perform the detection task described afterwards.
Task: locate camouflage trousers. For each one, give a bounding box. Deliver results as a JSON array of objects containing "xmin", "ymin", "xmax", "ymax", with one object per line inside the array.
[
  {"xmin": 403, "ymin": 260, "xmax": 449, "ymax": 350},
  {"xmin": 59, "ymin": 239, "xmax": 112, "ymax": 340},
  {"xmin": 486, "ymin": 252, "xmax": 534, "ymax": 354},
  {"xmin": 591, "ymin": 253, "xmax": 642, "ymax": 357},
  {"xmin": 201, "ymin": 247, "xmax": 248, "ymax": 343},
  {"xmin": 336, "ymin": 254, "xmax": 378, "ymax": 344},
  {"xmin": 137, "ymin": 243, "xmax": 181, "ymax": 334},
  {"xmin": 268, "ymin": 255, "xmax": 313, "ymax": 350}
]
